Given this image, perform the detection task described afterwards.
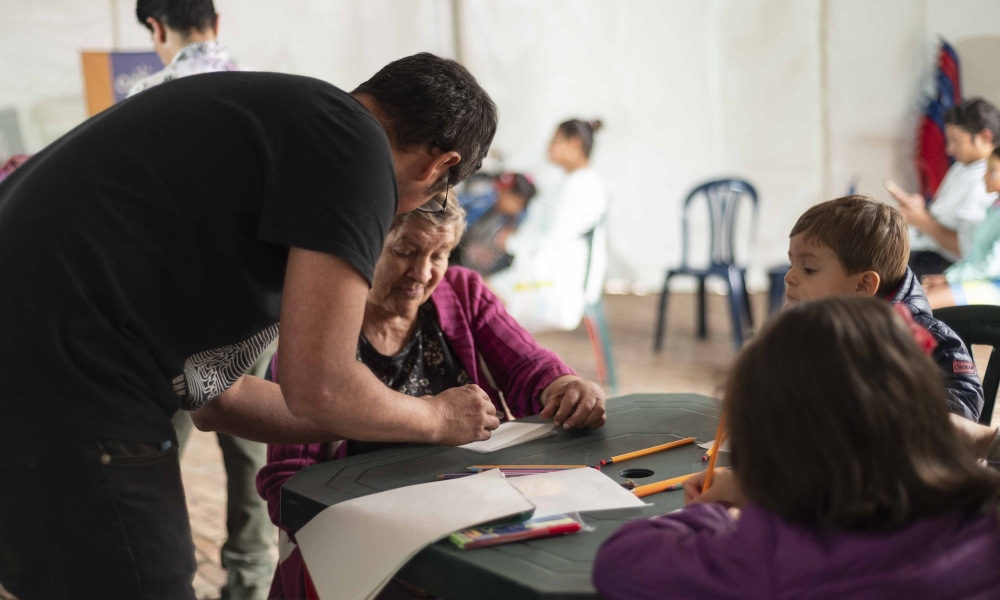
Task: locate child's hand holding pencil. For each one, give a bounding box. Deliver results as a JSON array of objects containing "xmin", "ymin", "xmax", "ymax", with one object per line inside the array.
[{"xmin": 683, "ymin": 468, "xmax": 745, "ymax": 510}]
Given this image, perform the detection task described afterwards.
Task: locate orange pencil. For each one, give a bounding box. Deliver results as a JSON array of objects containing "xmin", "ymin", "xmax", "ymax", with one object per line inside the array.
[
  {"xmin": 599, "ymin": 437, "xmax": 697, "ymax": 466},
  {"xmin": 702, "ymin": 414, "xmax": 727, "ymax": 492},
  {"xmin": 632, "ymin": 472, "xmax": 699, "ymax": 498}
]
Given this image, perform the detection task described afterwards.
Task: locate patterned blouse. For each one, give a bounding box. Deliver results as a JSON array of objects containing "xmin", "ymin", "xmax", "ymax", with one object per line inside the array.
[
  {"xmin": 126, "ymin": 41, "xmax": 240, "ymax": 98},
  {"xmin": 348, "ymin": 301, "xmax": 472, "ymax": 456}
]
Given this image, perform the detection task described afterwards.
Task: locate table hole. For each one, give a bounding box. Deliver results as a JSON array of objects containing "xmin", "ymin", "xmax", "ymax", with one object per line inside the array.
[{"xmin": 618, "ymin": 468, "xmax": 654, "ymax": 479}]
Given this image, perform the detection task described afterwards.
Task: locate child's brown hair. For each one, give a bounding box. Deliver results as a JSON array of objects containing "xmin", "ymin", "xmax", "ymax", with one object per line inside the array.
[
  {"xmin": 790, "ymin": 195, "xmax": 909, "ymax": 296},
  {"xmin": 725, "ymin": 296, "xmax": 1000, "ymax": 530}
]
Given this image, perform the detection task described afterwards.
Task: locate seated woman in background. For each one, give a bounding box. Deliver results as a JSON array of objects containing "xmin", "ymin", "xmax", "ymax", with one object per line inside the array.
[
  {"xmin": 594, "ymin": 297, "xmax": 1000, "ymax": 599},
  {"xmin": 489, "ymin": 119, "xmax": 609, "ymax": 332},
  {"xmin": 460, "ymin": 172, "xmax": 537, "ymax": 275},
  {"xmin": 258, "ymin": 193, "xmax": 606, "ymax": 599},
  {"xmin": 924, "ymin": 146, "xmax": 1000, "ymax": 308}
]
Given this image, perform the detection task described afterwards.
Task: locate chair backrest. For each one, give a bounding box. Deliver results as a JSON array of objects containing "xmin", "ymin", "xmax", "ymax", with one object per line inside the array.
[
  {"xmin": 679, "ymin": 178, "xmax": 758, "ymax": 269},
  {"xmin": 932, "ymin": 305, "xmax": 1000, "ymax": 425},
  {"xmin": 582, "ymin": 212, "xmax": 609, "ymax": 305}
]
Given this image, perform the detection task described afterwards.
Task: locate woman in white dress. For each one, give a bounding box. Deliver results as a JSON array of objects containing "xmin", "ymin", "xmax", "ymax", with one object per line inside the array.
[{"xmin": 489, "ymin": 119, "xmax": 609, "ymax": 332}]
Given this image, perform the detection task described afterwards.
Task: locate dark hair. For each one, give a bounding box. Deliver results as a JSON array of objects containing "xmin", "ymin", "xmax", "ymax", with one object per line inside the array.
[
  {"xmin": 556, "ymin": 119, "xmax": 602, "ymax": 158},
  {"xmin": 496, "ymin": 173, "xmax": 537, "ymax": 203},
  {"xmin": 993, "ymin": 145, "xmax": 1000, "ymax": 160},
  {"xmin": 944, "ymin": 97, "xmax": 1000, "ymax": 144},
  {"xmin": 725, "ymin": 297, "xmax": 1000, "ymax": 530},
  {"xmin": 137, "ymin": 0, "xmax": 217, "ymax": 34},
  {"xmin": 790, "ymin": 195, "xmax": 909, "ymax": 296},
  {"xmin": 354, "ymin": 53, "xmax": 497, "ymax": 192}
]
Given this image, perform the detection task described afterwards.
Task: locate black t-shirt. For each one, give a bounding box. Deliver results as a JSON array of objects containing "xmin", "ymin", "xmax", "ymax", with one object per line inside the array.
[{"xmin": 0, "ymin": 72, "xmax": 397, "ymax": 444}]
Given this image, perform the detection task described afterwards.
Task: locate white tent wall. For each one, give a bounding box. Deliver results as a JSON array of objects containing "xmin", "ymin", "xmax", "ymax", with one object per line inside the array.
[
  {"xmin": 0, "ymin": 0, "xmax": 454, "ymax": 152},
  {"xmin": 1, "ymin": 0, "xmax": 999, "ymax": 292}
]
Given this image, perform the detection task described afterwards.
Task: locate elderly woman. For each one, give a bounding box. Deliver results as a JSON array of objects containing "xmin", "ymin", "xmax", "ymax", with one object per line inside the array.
[{"xmin": 257, "ymin": 193, "xmax": 606, "ymax": 599}]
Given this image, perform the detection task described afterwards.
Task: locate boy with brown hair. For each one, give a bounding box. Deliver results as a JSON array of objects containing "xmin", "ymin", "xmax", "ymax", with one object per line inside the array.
[{"xmin": 786, "ymin": 195, "xmax": 983, "ymax": 421}]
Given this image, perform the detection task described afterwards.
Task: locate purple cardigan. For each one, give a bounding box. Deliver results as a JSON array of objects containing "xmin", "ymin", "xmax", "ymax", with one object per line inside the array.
[
  {"xmin": 594, "ymin": 502, "xmax": 1000, "ymax": 600},
  {"xmin": 257, "ymin": 267, "xmax": 575, "ymax": 598}
]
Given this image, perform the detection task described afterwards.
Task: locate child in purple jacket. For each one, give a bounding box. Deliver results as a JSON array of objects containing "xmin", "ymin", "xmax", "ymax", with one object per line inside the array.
[{"xmin": 594, "ymin": 297, "xmax": 1000, "ymax": 600}]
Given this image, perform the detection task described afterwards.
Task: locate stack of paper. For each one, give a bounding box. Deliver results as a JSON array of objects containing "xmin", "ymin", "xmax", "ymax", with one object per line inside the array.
[
  {"xmin": 509, "ymin": 466, "xmax": 647, "ymax": 518},
  {"xmin": 296, "ymin": 469, "xmax": 534, "ymax": 600},
  {"xmin": 458, "ymin": 421, "xmax": 555, "ymax": 453}
]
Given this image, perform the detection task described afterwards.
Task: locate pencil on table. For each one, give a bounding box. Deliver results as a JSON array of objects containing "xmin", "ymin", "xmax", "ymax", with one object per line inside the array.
[
  {"xmin": 631, "ymin": 472, "xmax": 699, "ymax": 498},
  {"xmin": 702, "ymin": 414, "xmax": 727, "ymax": 493},
  {"xmin": 598, "ymin": 437, "xmax": 697, "ymax": 466},
  {"xmin": 466, "ymin": 464, "xmax": 586, "ymax": 471}
]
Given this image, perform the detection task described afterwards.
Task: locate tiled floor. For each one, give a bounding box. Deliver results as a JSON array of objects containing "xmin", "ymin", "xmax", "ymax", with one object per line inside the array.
[{"xmin": 1, "ymin": 292, "xmax": 996, "ymax": 600}]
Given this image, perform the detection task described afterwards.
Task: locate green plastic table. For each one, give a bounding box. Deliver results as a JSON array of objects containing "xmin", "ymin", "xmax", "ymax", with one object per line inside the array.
[{"xmin": 281, "ymin": 393, "xmax": 725, "ymax": 599}]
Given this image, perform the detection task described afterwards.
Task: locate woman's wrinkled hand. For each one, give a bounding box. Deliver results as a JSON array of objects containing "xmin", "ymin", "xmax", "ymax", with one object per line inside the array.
[{"xmin": 539, "ymin": 375, "xmax": 606, "ymax": 429}]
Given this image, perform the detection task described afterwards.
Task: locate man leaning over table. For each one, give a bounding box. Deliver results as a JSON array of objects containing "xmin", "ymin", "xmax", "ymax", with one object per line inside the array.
[
  {"xmin": 0, "ymin": 53, "xmax": 499, "ymax": 600},
  {"xmin": 128, "ymin": 2, "xmax": 271, "ymax": 598}
]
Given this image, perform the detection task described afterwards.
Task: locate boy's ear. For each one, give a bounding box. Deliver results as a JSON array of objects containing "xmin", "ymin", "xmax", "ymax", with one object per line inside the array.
[
  {"xmin": 977, "ymin": 128, "xmax": 995, "ymax": 148},
  {"xmin": 856, "ymin": 271, "xmax": 881, "ymax": 297}
]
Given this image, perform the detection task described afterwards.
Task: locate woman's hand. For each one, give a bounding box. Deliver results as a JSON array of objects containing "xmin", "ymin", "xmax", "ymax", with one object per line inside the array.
[
  {"xmin": 921, "ymin": 274, "xmax": 948, "ymax": 290},
  {"xmin": 682, "ymin": 468, "xmax": 745, "ymax": 509},
  {"xmin": 539, "ymin": 375, "xmax": 606, "ymax": 429}
]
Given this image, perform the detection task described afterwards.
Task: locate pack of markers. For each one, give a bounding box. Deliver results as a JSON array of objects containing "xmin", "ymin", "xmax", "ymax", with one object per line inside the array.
[{"xmin": 449, "ymin": 514, "xmax": 582, "ymax": 550}]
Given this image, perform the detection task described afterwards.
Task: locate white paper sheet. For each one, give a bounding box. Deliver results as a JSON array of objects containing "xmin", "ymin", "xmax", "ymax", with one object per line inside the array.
[
  {"xmin": 457, "ymin": 421, "xmax": 555, "ymax": 453},
  {"xmin": 296, "ymin": 469, "xmax": 534, "ymax": 600},
  {"xmin": 697, "ymin": 438, "xmax": 731, "ymax": 453},
  {"xmin": 509, "ymin": 467, "xmax": 647, "ymax": 519}
]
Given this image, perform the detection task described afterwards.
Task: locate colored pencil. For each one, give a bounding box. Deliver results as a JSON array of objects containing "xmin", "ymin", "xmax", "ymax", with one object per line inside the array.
[
  {"xmin": 466, "ymin": 464, "xmax": 587, "ymax": 471},
  {"xmin": 436, "ymin": 471, "xmax": 568, "ymax": 480},
  {"xmin": 599, "ymin": 437, "xmax": 697, "ymax": 466},
  {"xmin": 702, "ymin": 415, "xmax": 727, "ymax": 493},
  {"xmin": 631, "ymin": 472, "xmax": 699, "ymax": 498}
]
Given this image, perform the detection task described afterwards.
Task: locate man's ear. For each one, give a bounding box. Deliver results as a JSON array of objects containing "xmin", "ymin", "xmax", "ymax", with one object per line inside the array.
[
  {"xmin": 147, "ymin": 17, "xmax": 167, "ymax": 44},
  {"xmin": 416, "ymin": 148, "xmax": 461, "ymax": 184},
  {"xmin": 856, "ymin": 271, "xmax": 881, "ymax": 297}
]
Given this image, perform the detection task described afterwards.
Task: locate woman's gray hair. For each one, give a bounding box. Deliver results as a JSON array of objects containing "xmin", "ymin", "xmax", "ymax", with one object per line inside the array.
[{"xmin": 387, "ymin": 189, "xmax": 466, "ymax": 244}]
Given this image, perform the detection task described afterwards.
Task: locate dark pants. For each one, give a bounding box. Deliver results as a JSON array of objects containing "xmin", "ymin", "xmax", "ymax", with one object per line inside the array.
[
  {"xmin": 172, "ymin": 411, "xmax": 275, "ymax": 599},
  {"xmin": 0, "ymin": 436, "xmax": 196, "ymax": 600},
  {"xmin": 909, "ymin": 250, "xmax": 954, "ymax": 280}
]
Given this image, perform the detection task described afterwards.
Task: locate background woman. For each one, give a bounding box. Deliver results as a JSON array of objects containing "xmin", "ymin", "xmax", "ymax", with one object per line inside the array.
[
  {"xmin": 258, "ymin": 194, "xmax": 606, "ymax": 599},
  {"xmin": 594, "ymin": 297, "xmax": 1000, "ymax": 599},
  {"xmin": 489, "ymin": 119, "xmax": 609, "ymax": 332}
]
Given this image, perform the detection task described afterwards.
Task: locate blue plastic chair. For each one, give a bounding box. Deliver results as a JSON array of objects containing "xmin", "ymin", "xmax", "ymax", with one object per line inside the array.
[
  {"xmin": 582, "ymin": 216, "xmax": 617, "ymax": 393},
  {"xmin": 654, "ymin": 179, "xmax": 758, "ymax": 351}
]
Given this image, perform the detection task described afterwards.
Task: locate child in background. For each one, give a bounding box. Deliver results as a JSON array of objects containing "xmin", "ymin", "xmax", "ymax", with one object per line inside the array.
[
  {"xmin": 594, "ymin": 297, "xmax": 1000, "ymax": 599},
  {"xmin": 923, "ymin": 146, "xmax": 1000, "ymax": 308},
  {"xmin": 785, "ymin": 195, "xmax": 984, "ymax": 422},
  {"xmin": 887, "ymin": 97, "xmax": 1000, "ymax": 278},
  {"xmin": 488, "ymin": 119, "xmax": 609, "ymax": 332},
  {"xmin": 460, "ymin": 172, "xmax": 537, "ymax": 275}
]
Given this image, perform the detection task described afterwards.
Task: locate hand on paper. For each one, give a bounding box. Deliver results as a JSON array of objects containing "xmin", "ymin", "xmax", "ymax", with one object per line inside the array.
[
  {"xmin": 427, "ymin": 384, "xmax": 501, "ymax": 445},
  {"xmin": 683, "ymin": 468, "xmax": 745, "ymax": 509},
  {"xmin": 539, "ymin": 375, "xmax": 607, "ymax": 429}
]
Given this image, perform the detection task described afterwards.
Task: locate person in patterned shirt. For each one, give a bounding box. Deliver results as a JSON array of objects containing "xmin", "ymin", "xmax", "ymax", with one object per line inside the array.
[
  {"xmin": 131, "ymin": 3, "xmax": 270, "ymax": 600},
  {"xmin": 128, "ymin": 0, "xmax": 240, "ymax": 99}
]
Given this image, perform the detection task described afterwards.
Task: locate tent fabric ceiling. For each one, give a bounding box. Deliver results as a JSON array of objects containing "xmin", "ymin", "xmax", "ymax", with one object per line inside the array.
[{"xmin": 1, "ymin": 0, "xmax": 999, "ymax": 289}]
